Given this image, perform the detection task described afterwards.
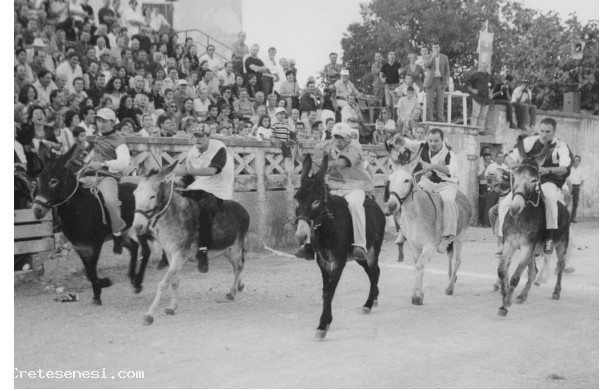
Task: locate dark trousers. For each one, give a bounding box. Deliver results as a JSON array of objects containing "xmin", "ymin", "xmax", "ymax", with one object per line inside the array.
[
  {"xmin": 426, "ymin": 77, "xmax": 445, "ymax": 122},
  {"xmin": 262, "ymin": 76, "xmax": 274, "ymax": 100},
  {"xmin": 493, "ymin": 100, "xmax": 514, "ymax": 127},
  {"xmin": 182, "ymin": 190, "xmax": 222, "ymax": 250},
  {"xmin": 513, "ymin": 102, "xmax": 537, "ymax": 129},
  {"xmin": 571, "ymin": 185, "xmax": 581, "ymax": 221}
]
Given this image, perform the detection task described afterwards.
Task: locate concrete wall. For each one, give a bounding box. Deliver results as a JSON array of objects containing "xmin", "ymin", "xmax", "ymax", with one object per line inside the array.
[{"xmin": 481, "ymin": 105, "xmax": 599, "ymax": 218}]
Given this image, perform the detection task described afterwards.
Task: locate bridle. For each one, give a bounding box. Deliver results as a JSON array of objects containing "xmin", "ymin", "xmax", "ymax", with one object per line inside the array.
[
  {"xmin": 33, "ymin": 166, "xmax": 87, "ymax": 209},
  {"xmin": 511, "ymin": 163, "xmax": 542, "ymax": 208},
  {"xmin": 389, "ymin": 174, "xmax": 437, "ymax": 220},
  {"xmin": 295, "ymin": 191, "xmax": 334, "ymax": 233},
  {"xmin": 134, "ymin": 174, "xmax": 176, "ymax": 228}
]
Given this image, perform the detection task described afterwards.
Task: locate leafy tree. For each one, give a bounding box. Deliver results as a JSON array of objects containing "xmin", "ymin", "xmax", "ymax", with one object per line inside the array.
[{"xmin": 340, "ymin": 0, "xmax": 598, "ymax": 112}]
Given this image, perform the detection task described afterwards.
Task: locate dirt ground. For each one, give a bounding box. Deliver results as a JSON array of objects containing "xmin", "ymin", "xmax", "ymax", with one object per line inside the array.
[{"xmin": 14, "ymin": 220, "xmax": 598, "ymax": 389}]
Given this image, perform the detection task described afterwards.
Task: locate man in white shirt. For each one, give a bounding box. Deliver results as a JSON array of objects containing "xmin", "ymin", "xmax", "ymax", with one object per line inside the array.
[
  {"xmin": 194, "ymin": 87, "xmax": 212, "ymax": 116},
  {"xmin": 149, "ymin": 7, "xmax": 170, "ymax": 32},
  {"xmin": 217, "ymin": 62, "xmax": 236, "ymax": 86},
  {"xmin": 123, "ymin": 0, "xmax": 144, "ymax": 38},
  {"xmin": 175, "ymin": 125, "xmax": 234, "ymax": 273},
  {"xmin": 55, "ymin": 52, "xmax": 83, "ymax": 93},
  {"xmin": 567, "ymin": 155, "xmax": 584, "ymax": 223},
  {"xmin": 511, "ymin": 79, "xmax": 537, "ymax": 131},
  {"xmin": 200, "ymin": 44, "xmax": 223, "ymax": 74},
  {"xmin": 261, "ymin": 47, "xmax": 279, "ymax": 98},
  {"xmin": 33, "ymin": 69, "xmax": 57, "ymax": 107},
  {"xmin": 334, "ymin": 69, "xmax": 362, "ymax": 109}
]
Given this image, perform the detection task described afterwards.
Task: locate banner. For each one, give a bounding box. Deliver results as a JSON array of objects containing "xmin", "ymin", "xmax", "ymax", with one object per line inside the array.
[{"xmin": 478, "ymin": 21, "xmax": 494, "ymax": 73}]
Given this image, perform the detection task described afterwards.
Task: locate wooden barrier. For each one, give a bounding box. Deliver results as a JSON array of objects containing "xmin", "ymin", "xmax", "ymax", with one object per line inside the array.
[{"xmin": 14, "ymin": 209, "xmax": 55, "ymax": 256}]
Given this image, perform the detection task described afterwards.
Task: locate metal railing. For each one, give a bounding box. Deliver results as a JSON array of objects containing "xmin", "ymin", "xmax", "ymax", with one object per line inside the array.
[{"xmin": 175, "ymin": 28, "xmax": 233, "ymax": 64}]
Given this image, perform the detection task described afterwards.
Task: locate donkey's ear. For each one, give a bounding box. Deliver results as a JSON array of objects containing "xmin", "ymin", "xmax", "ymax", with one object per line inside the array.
[
  {"xmin": 159, "ymin": 160, "xmax": 179, "ymax": 178},
  {"xmin": 515, "ymin": 134, "xmax": 529, "ymax": 162},
  {"xmin": 137, "ymin": 163, "xmax": 151, "ymax": 177},
  {"xmin": 57, "ymin": 144, "xmax": 80, "ymax": 168},
  {"xmin": 301, "ymin": 153, "xmax": 312, "ymax": 183},
  {"xmin": 316, "ymin": 154, "xmax": 329, "ymax": 181}
]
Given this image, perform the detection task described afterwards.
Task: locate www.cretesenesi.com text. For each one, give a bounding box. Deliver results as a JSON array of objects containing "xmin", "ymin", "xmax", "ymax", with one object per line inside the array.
[{"xmin": 15, "ymin": 368, "xmax": 145, "ymax": 380}]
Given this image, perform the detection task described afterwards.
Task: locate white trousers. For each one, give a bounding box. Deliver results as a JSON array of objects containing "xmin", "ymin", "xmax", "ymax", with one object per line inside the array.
[
  {"xmin": 330, "ymin": 189, "xmax": 367, "ymax": 249},
  {"xmin": 419, "ymin": 178, "xmax": 458, "ymax": 237}
]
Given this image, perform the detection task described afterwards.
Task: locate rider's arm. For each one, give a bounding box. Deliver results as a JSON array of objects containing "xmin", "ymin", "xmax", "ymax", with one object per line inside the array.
[
  {"xmin": 106, "ymin": 144, "xmax": 130, "ymax": 172},
  {"xmin": 185, "ymin": 148, "xmax": 226, "ymax": 176}
]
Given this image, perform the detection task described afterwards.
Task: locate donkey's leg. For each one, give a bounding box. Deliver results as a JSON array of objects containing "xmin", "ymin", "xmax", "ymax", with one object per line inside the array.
[
  {"xmin": 74, "ymin": 241, "xmax": 107, "ymax": 305},
  {"xmin": 132, "ymin": 235, "xmax": 152, "ymax": 294},
  {"xmin": 124, "ymin": 236, "xmax": 140, "ymax": 293},
  {"xmin": 552, "ymin": 239, "xmax": 569, "ymax": 300},
  {"xmin": 226, "ymin": 241, "xmax": 246, "ymax": 300},
  {"xmin": 534, "ymin": 255, "xmax": 550, "ymax": 286},
  {"xmin": 412, "ymin": 246, "xmax": 434, "ymax": 305},
  {"xmin": 497, "ymin": 241, "xmax": 517, "ymax": 316},
  {"xmin": 503, "ymin": 245, "xmax": 534, "ymax": 309},
  {"xmin": 164, "ymin": 273, "xmax": 181, "ymax": 315},
  {"xmin": 144, "ymin": 252, "xmax": 184, "ymax": 325},
  {"xmin": 316, "ymin": 258, "xmax": 346, "ymax": 339},
  {"xmin": 516, "ymin": 254, "xmax": 537, "ymax": 303},
  {"xmin": 355, "ymin": 248, "xmax": 380, "ymax": 313},
  {"xmin": 446, "ymin": 240, "xmax": 463, "ymax": 296}
]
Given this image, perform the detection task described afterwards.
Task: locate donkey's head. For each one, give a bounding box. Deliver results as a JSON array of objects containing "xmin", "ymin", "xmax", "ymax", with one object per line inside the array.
[
  {"xmin": 294, "ymin": 154, "xmax": 330, "ymax": 244},
  {"xmin": 133, "ymin": 160, "xmax": 178, "ymax": 235},
  {"xmin": 32, "ymin": 144, "xmax": 81, "ymax": 220},
  {"xmin": 386, "ymin": 166, "xmax": 415, "ymax": 215},
  {"xmin": 509, "ymin": 134, "xmax": 553, "ymax": 216}
]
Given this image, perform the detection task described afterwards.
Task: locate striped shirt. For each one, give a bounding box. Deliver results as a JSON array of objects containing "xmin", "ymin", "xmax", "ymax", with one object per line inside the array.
[{"xmin": 272, "ymin": 122, "xmax": 293, "ymax": 142}]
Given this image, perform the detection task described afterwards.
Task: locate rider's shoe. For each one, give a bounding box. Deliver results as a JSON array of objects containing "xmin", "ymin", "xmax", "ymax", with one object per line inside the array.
[
  {"xmin": 197, "ymin": 249, "xmax": 209, "ymax": 273},
  {"xmin": 544, "ymin": 238, "xmax": 554, "ymax": 255}
]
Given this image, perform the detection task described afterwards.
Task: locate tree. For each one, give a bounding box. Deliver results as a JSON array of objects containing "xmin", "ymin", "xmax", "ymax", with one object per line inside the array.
[{"xmin": 341, "ymin": 0, "xmax": 598, "ymax": 112}]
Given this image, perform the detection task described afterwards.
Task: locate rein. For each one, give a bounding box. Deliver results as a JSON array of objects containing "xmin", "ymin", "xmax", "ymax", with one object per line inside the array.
[
  {"xmin": 390, "ymin": 179, "xmax": 438, "ymax": 221},
  {"xmin": 33, "ymin": 166, "xmax": 87, "ymax": 209},
  {"xmin": 511, "ymin": 163, "xmax": 542, "ymax": 208},
  {"xmin": 134, "ymin": 174, "xmax": 176, "ymax": 228}
]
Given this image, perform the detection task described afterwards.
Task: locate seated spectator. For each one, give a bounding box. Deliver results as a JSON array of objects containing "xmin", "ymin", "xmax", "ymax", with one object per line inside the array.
[
  {"xmin": 18, "ymin": 105, "xmax": 61, "ymax": 169},
  {"xmin": 103, "ymin": 76, "xmax": 125, "ymax": 110},
  {"xmin": 78, "ymin": 105, "xmax": 97, "ymax": 135},
  {"xmin": 334, "ymin": 69, "xmax": 361, "ymax": 109},
  {"xmin": 266, "ymin": 93, "xmax": 278, "ymax": 121},
  {"xmin": 309, "ymin": 121, "xmax": 324, "ymax": 141},
  {"xmin": 252, "ymin": 91, "xmax": 266, "ymax": 110},
  {"xmin": 323, "ymin": 118, "xmax": 334, "ymax": 140},
  {"xmin": 202, "ymin": 106, "xmax": 219, "ymax": 125},
  {"xmin": 157, "ymin": 114, "xmax": 176, "ymax": 137},
  {"xmin": 140, "ymin": 113, "xmax": 156, "ymax": 136},
  {"xmin": 217, "ymin": 103, "xmax": 235, "ymax": 131},
  {"xmin": 58, "ymin": 110, "xmax": 79, "ymax": 152},
  {"xmin": 278, "ymin": 70, "xmax": 300, "ymax": 112},
  {"xmin": 177, "ymin": 98, "xmax": 197, "ymax": 127},
  {"xmin": 272, "ymin": 108, "xmax": 292, "ymax": 142},
  {"xmin": 303, "ymin": 110, "xmax": 318, "ymax": 133},
  {"xmin": 295, "ymin": 121, "xmax": 308, "ymax": 142},
  {"xmin": 372, "ymin": 120, "xmax": 387, "ymax": 145},
  {"xmin": 322, "ymin": 52, "xmax": 342, "ymax": 85},
  {"xmin": 233, "ymin": 88, "xmax": 255, "ymax": 119},
  {"xmin": 117, "ymin": 94, "xmax": 142, "ymax": 125},
  {"xmin": 198, "ymin": 69, "xmax": 220, "ymax": 97},
  {"xmin": 245, "ymin": 73, "xmax": 260, "ymax": 99},
  {"xmin": 491, "ymin": 74, "xmax": 515, "ymax": 128},
  {"xmin": 511, "ymin": 79, "xmax": 537, "ymax": 131},
  {"xmin": 299, "ymin": 79, "xmax": 321, "ymax": 121},
  {"xmin": 194, "ymin": 87, "xmax": 213, "ymax": 118},
  {"xmin": 231, "ymin": 74, "xmax": 246, "ymax": 99},
  {"xmin": 218, "ymin": 62, "xmax": 236, "ymax": 86},
  {"xmin": 162, "ymin": 68, "xmax": 180, "ymax": 93},
  {"xmin": 66, "ymin": 93, "xmax": 82, "ymax": 112},
  {"xmin": 256, "ymin": 114, "xmax": 272, "ymax": 140},
  {"xmin": 321, "ymin": 86, "xmax": 339, "ymax": 125},
  {"xmin": 217, "ymin": 86, "xmax": 235, "ymax": 112},
  {"xmin": 363, "ymin": 151, "xmax": 378, "ymax": 180},
  {"xmin": 34, "ymin": 70, "xmax": 58, "ymax": 108},
  {"xmin": 287, "ymin": 107, "xmax": 300, "ymax": 132},
  {"xmin": 412, "ymin": 124, "xmax": 427, "ymax": 140},
  {"xmin": 18, "ymin": 83, "xmax": 39, "ymax": 108},
  {"xmin": 340, "ymin": 94, "xmax": 363, "ymax": 124},
  {"xmin": 72, "ymin": 77, "xmax": 88, "ymax": 101}
]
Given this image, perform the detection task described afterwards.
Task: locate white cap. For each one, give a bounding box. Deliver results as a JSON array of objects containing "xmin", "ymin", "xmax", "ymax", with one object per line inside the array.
[
  {"xmin": 331, "ymin": 123, "xmax": 352, "ymax": 138},
  {"xmin": 177, "ymin": 79, "xmax": 188, "ymax": 86},
  {"xmin": 340, "ymin": 69, "xmax": 349, "ymax": 76},
  {"xmin": 96, "ymin": 108, "xmax": 116, "ymax": 121},
  {"xmin": 275, "ymin": 107, "xmax": 287, "ymax": 115},
  {"xmin": 32, "ymin": 38, "xmax": 47, "ymax": 48}
]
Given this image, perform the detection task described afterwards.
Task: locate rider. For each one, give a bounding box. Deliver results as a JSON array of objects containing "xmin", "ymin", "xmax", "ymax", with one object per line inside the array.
[
  {"xmin": 499, "ymin": 117, "xmax": 572, "ymax": 254},
  {"xmin": 392, "ymin": 127, "xmax": 459, "ymax": 253},
  {"xmin": 296, "ymin": 122, "xmax": 374, "ymax": 261},
  {"xmin": 175, "ymin": 124, "xmax": 235, "ymax": 273},
  {"xmin": 85, "ymin": 108, "xmax": 130, "ymax": 254}
]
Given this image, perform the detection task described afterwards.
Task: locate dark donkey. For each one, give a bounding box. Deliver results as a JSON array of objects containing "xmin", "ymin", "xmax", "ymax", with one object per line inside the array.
[
  {"xmin": 497, "ymin": 138, "xmax": 571, "ymax": 316},
  {"xmin": 32, "ymin": 145, "xmax": 151, "ymax": 304},
  {"xmin": 294, "ymin": 154, "xmax": 386, "ymax": 339}
]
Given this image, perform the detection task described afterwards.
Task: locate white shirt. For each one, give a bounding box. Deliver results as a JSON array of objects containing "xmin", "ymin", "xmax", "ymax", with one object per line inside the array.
[
  {"xmin": 149, "ymin": 12, "xmax": 169, "ymax": 32},
  {"xmin": 193, "ymin": 98, "xmax": 211, "ymax": 115},
  {"xmin": 56, "ymin": 62, "xmax": 83, "ymax": 93},
  {"xmin": 123, "ymin": 7, "xmax": 143, "ymax": 38},
  {"xmin": 567, "ymin": 166, "xmax": 585, "ymax": 186},
  {"xmin": 33, "ymin": 79, "xmax": 58, "ymax": 107},
  {"xmin": 200, "ymin": 53, "xmax": 223, "ymax": 74},
  {"xmin": 217, "ymin": 69, "xmax": 235, "ymax": 86},
  {"xmin": 256, "ymin": 126, "xmax": 272, "ymax": 140},
  {"xmin": 185, "ymin": 139, "xmax": 234, "ymax": 200},
  {"xmin": 484, "ymin": 162, "xmax": 508, "ymax": 178},
  {"xmin": 79, "ymin": 121, "xmax": 97, "ymax": 136}
]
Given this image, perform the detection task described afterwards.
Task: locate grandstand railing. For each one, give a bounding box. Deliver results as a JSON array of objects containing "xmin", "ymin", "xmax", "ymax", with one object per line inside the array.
[{"xmin": 175, "ymin": 29, "xmax": 233, "ymax": 64}]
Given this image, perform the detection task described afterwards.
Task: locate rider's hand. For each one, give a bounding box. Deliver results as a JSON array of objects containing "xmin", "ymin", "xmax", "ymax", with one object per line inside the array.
[
  {"xmin": 174, "ymin": 165, "xmax": 187, "ymax": 176},
  {"xmin": 421, "ymin": 162, "xmax": 433, "ymax": 172},
  {"xmin": 90, "ymin": 162, "xmax": 105, "ymax": 171}
]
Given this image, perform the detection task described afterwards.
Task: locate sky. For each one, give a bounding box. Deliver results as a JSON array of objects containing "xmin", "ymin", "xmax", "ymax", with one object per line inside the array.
[{"xmin": 242, "ymin": 0, "xmax": 599, "ymax": 88}]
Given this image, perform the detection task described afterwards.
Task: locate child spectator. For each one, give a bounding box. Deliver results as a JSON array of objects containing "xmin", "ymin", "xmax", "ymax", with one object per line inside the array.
[{"xmin": 256, "ymin": 114, "xmax": 272, "ymax": 140}]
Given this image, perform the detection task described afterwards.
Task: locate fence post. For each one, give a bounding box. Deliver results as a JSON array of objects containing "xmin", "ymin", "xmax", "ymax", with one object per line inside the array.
[{"xmin": 254, "ymin": 148, "xmax": 268, "ymax": 250}]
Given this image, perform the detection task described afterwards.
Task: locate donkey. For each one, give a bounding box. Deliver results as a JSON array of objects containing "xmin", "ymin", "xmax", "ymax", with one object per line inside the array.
[
  {"xmin": 32, "ymin": 145, "xmax": 151, "ymax": 305},
  {"xmin": 15, "ymin": 167, "xmax": 34, "ymax": 209},
  {"xmin": 132, "ymin": 161, "xmax": 250, "ymax": 325},
  {"xmin": 497, "ymin": 141, "xmax": 571, "ymax": 316},
  {"xmin": 294, "ymin": 154, "xmax": 386, "ymax": 339},
  {"xmin": 387, "ymin": 166, "xmax": 471, "ymax": 305}
]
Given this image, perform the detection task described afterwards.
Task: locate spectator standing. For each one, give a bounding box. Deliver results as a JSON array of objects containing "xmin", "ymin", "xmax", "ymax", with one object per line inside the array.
[
  {"xmin": 467, "ymin": 69, "xmax": 493, "ymax": 130},
  {"xmin": 124, "ymin": 0, "xmax": 145, "ymax": 38},
  {"xmin": 396, "ymin": 86, "xmax": 419, "ymax": 130},
  {"xmin": 371, "ymin": 52, "xmax": 384, "ymax": 106},
  {"xmin": 322, "ymin": 52, "xmax": 342, "ymax": 85},
  {"xmin": 334, "ymin": 69, "xmax": 361, "ymax": 109},
  {"xmin": 261, "ymin": 47, "xmax": 278, "ymax": 99},
  {"xmin": 402, "ymin": 52, "xmax": 425, "ymax": 89},
  {"xmin": 511, "ymin": 79, "xmax": 537, "ymax": 131},
  {"xmin": 244, "ymin": 44, "xmax": 266, "ymax": 93},
  {"xmin": 491, "ymin": 74, "xmax": 515, "ymax": 128},
  {"xmin": 149, "ymin": 7, "xmax": 170, "ymax": 33},
  {"xmin": 201, "ymin": 44, "xmax": 223, "ymax": 75},
  {"xmin": 98, "ymin": 0, "xmax": 117, "ymax": 28},
  {"xmin": 567, "ymin": 155, "xmax": 585, "ymax": 223},
  {"xmin": 231, "ymin": 31, "xmax": 249, "ymax": 75},
  {"xmin": 423, "ymin": 43, "xmax": 450, "ymax": 122},
  {"xmin": 478, "ymin": 152, "xmax": 493, "ymax": 226},
  {"xmin": 380, "ymin": 51, "xmax": 402, "ymax": 115}
]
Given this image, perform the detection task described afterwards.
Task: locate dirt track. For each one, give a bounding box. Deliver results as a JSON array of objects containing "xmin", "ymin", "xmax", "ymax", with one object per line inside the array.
[{"xmin": 14, "ymin": 221, "xmax": 598, "ymax": 388}]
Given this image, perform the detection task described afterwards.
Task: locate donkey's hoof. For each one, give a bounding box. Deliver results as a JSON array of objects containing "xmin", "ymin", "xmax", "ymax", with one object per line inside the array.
[
  {"xmin": 397, "ymin": 257, "xmax": 404, "ymax": 263},
  {"xmin": 164, "ymin": 308, "xmax": 175, "ymax": 315},
  {"xmin": 411, "ymin": 296, "xmax": 423, "ymax": 306},
  {"xmin": 373, "ymin": 299, "xmax": 378, "ymax": 307},
  {"xmin": 238, "ymin": 281, "xmax": 245, "ymax": 292},
  {"xmin": 515, "ymin": 296, "xmax": 526, "ymax": 304},
  {"xmin": 445, "ymin": 287, "xmax": 454, "ymax": 296},
  {"xmin": 143, "ymin": 315, "xmax": 154, "ymax": 325},
  {"xmin": 91, "ymin": 298, "xmax": 102, "ymax": 306},
  {"xmin": 133, "ymin": 286, "xmax": 142, "ymax": 294},
  {"xmin": 497, "ymin": 307, "xmax": 508, "ymax": 317},
  {"xmin": 315, "ymin": 330, "xmax": 327, "ymax": 340},
  {"xmin": 534, "ymin": 281, "xmax": 540, "ymax": 287},
  {"xmin": 226, "ymin": 293, "xmax": 235, "ymax": 301},
  {"xmin": 552, "ymin": 293, "xmax": 561, "ymax": 300},
  {"xmin": 361, "ymin": 306, "xmax": 371, "ymax": 314}
]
